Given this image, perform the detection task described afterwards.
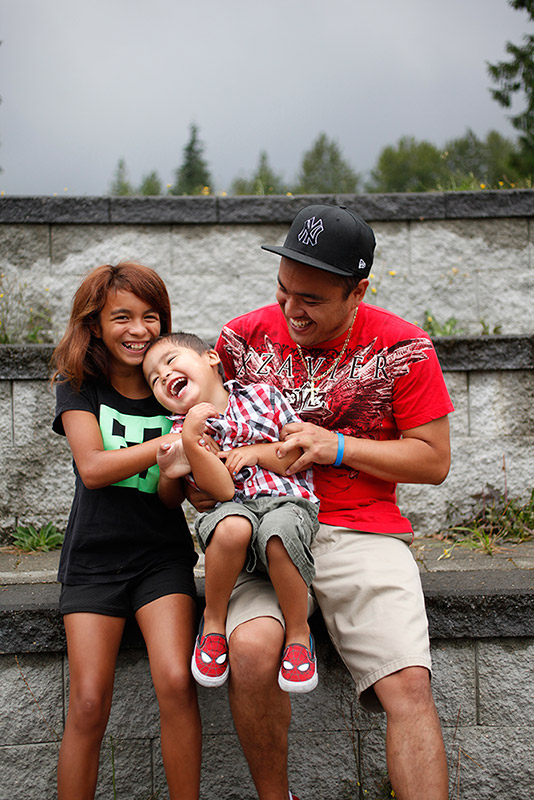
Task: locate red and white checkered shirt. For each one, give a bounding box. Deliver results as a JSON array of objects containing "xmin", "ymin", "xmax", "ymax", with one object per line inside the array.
[{"xmin": 170, "ymin": 380, "xmax": 317, "ymax": 503}]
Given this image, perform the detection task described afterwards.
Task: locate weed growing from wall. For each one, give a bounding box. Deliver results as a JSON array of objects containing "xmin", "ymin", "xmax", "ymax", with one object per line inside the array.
[{"xmin": 0, "ymin": 272, "xmax": 54, "ymax": 343}]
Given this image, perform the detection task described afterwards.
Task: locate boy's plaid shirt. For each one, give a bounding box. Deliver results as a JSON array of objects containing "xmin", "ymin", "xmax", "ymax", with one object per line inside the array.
[{"xmin": 170, "ymin": 380, "xmax": 318, "ymax": 504}]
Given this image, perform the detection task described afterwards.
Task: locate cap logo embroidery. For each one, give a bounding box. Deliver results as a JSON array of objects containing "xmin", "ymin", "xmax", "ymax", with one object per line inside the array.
[
  {"xmin": 358, "ymin": 259, "xmax": 367, "ymax": 270},
  {"xmin": 298, "ymin": 216, "xmax": 324, "ymax": 247}
]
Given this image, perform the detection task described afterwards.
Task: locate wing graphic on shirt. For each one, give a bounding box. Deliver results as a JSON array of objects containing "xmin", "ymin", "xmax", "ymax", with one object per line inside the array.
[
  {"xmin": 315, "ymin": 337, "xmax": 433, "ymax": 435},
  {"xmin": 220, "ymin": 327, "xmax": 433, "ymax": 435}
]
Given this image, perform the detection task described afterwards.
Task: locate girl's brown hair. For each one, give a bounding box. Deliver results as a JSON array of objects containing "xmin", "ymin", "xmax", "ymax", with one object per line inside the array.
[{"xmin": 51, "ymin": 262, "xmax": 171, "ymax": 389}]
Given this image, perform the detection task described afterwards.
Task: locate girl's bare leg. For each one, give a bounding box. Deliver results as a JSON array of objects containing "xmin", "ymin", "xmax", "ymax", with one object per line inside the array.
[
  {"xmin": 136, "ymin": 593, "xmax": 201, "ymax": 800},
  {"xmin": 57, "ymin": 613, "xmax": 126, "ymax": 800}
]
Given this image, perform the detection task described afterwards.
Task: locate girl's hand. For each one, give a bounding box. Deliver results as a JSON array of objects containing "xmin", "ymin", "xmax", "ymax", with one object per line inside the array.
[
  {"xmin": 219, "ymin": 444, "xmax": 260, "ymax": 475},
  {"xmin": 157, "ymin": 439, "xmax": 191, "ymax": 479}
]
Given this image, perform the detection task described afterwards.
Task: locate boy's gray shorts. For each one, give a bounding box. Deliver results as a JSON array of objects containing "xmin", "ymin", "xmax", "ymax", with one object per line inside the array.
[{"xmin": 194, "ymin": 495, "xmax": 319, "ymax": 587}]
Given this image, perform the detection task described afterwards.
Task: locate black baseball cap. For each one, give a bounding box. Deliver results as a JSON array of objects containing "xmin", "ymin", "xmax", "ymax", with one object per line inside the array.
[{"xmin": 261, "ymin": 204, "xmax": 376, "ymax": 277}]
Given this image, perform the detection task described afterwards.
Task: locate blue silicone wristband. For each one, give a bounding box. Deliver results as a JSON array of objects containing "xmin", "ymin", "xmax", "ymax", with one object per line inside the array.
[{"xmin": 333, "ymin": 432, "xmax": 345, "ymax": 467}]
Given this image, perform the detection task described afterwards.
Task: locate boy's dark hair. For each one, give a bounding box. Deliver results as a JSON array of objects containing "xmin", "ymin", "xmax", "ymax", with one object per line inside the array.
[{"xmin": 146, "ymin": 331, "xmax": 225, "ymax": 377}]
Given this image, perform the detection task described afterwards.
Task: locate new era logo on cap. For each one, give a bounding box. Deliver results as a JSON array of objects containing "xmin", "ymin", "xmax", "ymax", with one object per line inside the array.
[{"xmin": 261, "ymin": 204, "xmax": 376, "ymax": 278}]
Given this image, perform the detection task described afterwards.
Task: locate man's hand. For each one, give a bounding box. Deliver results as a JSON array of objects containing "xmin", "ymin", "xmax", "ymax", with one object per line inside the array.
[
  {"xmin": 278, "ymin": 421, "xmax": 338, "ymax": 474},
  {"xmin": 185, "ymin": 485, "xmax": 218, "ymax": 513}
]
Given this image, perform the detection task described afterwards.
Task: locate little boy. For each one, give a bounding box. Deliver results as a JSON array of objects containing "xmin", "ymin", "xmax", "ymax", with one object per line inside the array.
[{"xmin": 143, "ymin": 332, "xmax": 320, "ymax": 693}]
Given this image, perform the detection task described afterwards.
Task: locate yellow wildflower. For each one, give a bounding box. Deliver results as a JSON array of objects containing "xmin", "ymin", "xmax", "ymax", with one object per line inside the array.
[
  {"xmin": 371, "ymin": 287, "xmax": 377, "ymax": 295},
  {"xmin": 480, "ymin": 183, "xmax": 486, "ymax": 189},
  {"xmin": 388, "ymin": 270, "xmax": 396, "ymax": 276}
]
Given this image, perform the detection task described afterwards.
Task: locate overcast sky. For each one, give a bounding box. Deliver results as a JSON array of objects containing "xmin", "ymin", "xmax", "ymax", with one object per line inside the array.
[{"xmin": 0, "ymin": 0, "xmax": 530, "ymax": 196}]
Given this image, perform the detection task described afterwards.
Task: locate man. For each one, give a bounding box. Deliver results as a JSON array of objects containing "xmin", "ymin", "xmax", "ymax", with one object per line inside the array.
[{"xmin": 214, "ymin": 204, "xmax": 452, "ymax": 800}]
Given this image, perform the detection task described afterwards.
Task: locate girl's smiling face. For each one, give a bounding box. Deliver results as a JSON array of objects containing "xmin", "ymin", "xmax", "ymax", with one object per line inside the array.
[{"xmin": 96, "ymin": 289, "xmax": 161, "ymax": 372}]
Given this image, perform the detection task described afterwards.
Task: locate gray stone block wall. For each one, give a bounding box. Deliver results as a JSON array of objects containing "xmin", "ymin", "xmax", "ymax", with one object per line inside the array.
[
  {"xmin": 1, "ymin": 636, "xmax": 533, "ymax": 799},
  {"xmin": 1, "ymin": 191, "xmax": 533, "ymax": 345}
]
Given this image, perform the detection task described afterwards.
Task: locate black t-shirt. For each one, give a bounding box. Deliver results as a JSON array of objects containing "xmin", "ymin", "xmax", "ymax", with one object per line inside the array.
[{"xmin": 53, "ymin": 379, "xmax": 197, "ymax": 584}]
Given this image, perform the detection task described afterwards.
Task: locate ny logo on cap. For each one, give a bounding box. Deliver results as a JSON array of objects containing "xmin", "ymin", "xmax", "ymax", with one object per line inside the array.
[{"xmin": 298, "ymin": 216, "xmax": 324, "ymax": 247}]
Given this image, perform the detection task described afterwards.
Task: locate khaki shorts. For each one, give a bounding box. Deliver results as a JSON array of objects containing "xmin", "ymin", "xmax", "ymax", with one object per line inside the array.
[{"xmin": 226, "ymin": 524, "xmax": 431, "ymax": 712}]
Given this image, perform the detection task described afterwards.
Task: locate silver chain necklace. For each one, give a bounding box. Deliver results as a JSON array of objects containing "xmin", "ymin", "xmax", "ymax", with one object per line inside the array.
[{"xmin": 295, "ymin": 308, "xmax": 358, "ymax": 402}]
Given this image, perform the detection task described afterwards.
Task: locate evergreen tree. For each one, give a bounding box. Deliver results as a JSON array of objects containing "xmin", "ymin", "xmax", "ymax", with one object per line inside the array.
[
  {"xmin": 170, "ymin": 124, "xmax": 212, "ymax": 195},
  {"xmin": 487, "ymin": 0, "xmax": 534, "ymax": 175},
  {"xmin": 294, "ymin": 133, "xmax": 360, "ymax": 194},
  {"xmin": 138, "ymin": 170, "xmax": 163, "ymax": 196},
  {"xmin": 109, "ymin": 158, "xmax": 133, "ymax": 195},
  {"xmin": 485, "ymin": 130, "xmax": 522, "ymax": 184},
  {"xmin": 444, "ymin": 129, "xmax": 520, "ymax": 186},
  {"xmin": 231, "ymin": 151, "xmax": 286, "ymax": 195},
  {"xmin": 366, "ymin": 136, "xmax": 449, "ymax": 192}
]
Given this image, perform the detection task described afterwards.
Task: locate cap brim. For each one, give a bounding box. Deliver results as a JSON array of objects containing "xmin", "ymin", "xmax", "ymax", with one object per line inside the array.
[{"xmin": 261, "ymin": 244, "xmax": 355, "ymax": 277}]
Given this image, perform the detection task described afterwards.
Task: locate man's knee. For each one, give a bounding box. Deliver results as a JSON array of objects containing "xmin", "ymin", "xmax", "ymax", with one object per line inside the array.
[
  {"xmin": 229, "ymin": 617, "xmax": 284, "ymax": 682},
  {"xmin": 374, "ymin": 666, "xmax": 436, "ymax": 716}
]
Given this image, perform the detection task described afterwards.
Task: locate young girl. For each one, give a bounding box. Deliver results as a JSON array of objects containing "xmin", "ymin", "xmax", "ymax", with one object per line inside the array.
[{"xmin": 51, "ymin": 262, "xmax": 201, "ymax": 800}]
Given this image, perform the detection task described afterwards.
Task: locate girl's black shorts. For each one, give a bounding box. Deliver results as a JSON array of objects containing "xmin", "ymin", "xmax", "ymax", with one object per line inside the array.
[{"xmin": 60, "ymin": 560, "xmax": 197, "ymax": 617}]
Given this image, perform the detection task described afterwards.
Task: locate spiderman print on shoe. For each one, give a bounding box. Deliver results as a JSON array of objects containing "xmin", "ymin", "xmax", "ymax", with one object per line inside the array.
[
  {"xmin": 278, "ymin": 634, "xmax": 318, "ymax": 693},
  {"xmin": 191, "ymin": 618, "xmax": 229, "ymax": 688}
]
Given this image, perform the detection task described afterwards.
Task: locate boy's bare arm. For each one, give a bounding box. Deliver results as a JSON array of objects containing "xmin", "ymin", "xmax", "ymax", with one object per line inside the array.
[{"xmin": 182, "ymin": 403, "xmax": 235, "ymax": 501}]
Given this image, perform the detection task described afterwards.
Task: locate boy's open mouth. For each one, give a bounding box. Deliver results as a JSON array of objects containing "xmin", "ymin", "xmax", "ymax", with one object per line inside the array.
[{"xmin": 168, "ymin": 377, "xmax": 187, "ymax": 397}]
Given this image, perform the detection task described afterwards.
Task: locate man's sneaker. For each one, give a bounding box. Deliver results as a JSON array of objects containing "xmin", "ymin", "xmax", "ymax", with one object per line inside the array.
[
  {"xmin": 191, "ymin": 619, "xmax": 229, "ymax": 688},
  {"xmin": 278, "ymin": 634, "xmax": 318, "ymax": 693}
]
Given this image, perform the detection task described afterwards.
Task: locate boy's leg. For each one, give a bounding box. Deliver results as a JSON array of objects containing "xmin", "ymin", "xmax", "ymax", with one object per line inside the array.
[
  {"xmin": 265, "ymin": 535, "xmax": 310, "ymax": 648},
  {"xmin": 203, "ymin": 514, "xmax": 253, "ymax": 634}
]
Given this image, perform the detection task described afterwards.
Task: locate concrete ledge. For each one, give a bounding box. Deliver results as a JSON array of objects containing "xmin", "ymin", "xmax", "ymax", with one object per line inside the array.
[
  {"xmin": 1, "ymin": 565, "xmax": 533, "ymax": 655},
  {"xmin": 2, "ymin": 337, "xmax": 534, "ymax": 380},
  {"xmin": 1, "ymin": 190, "xmax": 533, "ymax": 225}
]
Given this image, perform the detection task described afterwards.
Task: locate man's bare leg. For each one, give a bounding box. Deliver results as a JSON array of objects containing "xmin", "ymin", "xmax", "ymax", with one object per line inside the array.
[
  {"xmin": 228, "ymin": 616, "xmax": 291, "ymax": 800},
  {"xmin": 374, "ymin": 667, "xmax": 448, "ymax": 800}
]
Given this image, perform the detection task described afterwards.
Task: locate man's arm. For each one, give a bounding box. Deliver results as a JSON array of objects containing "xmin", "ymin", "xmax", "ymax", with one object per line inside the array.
[
  {"xmin": 219, "ymin": 442, "xmax": 303, "ymax": 477},
  {"xmin": 278, "ymin": 415, "xmax": 451, "ymax": 485}
]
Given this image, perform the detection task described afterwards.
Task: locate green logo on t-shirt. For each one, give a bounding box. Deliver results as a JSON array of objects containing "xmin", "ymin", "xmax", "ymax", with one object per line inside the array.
[{"xmin": 99, "ymin": 405, "xmax": 172, "ymax": 493}]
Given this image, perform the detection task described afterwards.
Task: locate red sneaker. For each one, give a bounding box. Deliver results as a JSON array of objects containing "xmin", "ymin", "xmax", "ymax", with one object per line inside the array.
[
  {"xmin": 278, "ymin": 635, "xmax": 318, "ymax": 693},
  {"xmin": 191, "ymin": 619, "xmax": 229, "ymax": 688}
]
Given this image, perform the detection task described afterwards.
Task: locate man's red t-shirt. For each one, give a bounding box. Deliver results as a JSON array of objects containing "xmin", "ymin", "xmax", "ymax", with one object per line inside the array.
[{"xmin": 216, "ymin": 301, "xmax": 453, "ymax": 535}]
